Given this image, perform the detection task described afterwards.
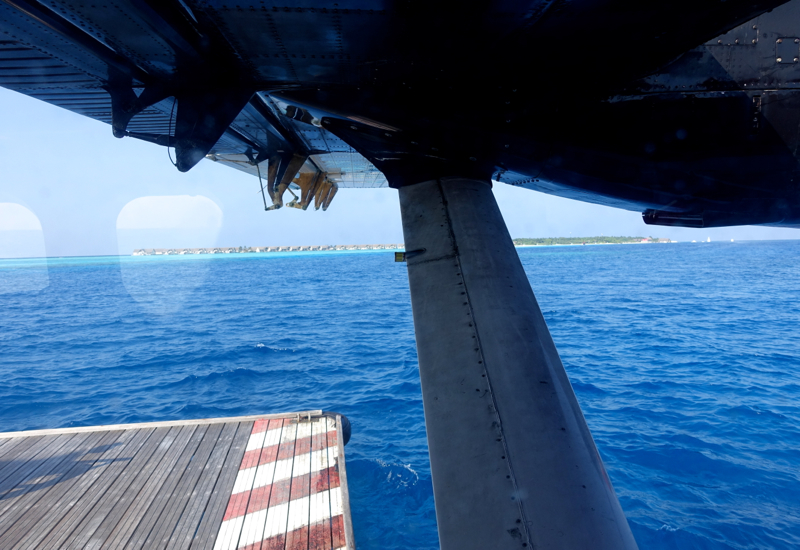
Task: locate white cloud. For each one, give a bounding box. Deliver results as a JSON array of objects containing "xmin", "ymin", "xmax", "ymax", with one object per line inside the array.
[
  {"xmin": 116, "ymin": 195, "xmax": 223, "ymax": 229},
  {"xmin": 0, "ymin": 203, "xmax": 42, "ymax": 230}
]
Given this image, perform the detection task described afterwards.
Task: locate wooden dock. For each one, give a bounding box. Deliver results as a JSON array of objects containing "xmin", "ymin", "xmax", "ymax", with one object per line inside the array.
[{"xmin": 0, "ymin": 411, "xmax": 355, "ymax": 550}]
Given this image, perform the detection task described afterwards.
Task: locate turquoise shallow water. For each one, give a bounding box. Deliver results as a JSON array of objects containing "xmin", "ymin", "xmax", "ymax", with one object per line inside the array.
[{"xmin": 1, "ymin": 241, "xmax": 799, "ymax": 549}]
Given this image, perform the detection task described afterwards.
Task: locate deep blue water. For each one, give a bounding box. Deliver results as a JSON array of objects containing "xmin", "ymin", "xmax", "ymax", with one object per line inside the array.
[{"xmin": 1, "ymin": 241, "xmax": 799, "ymax": 549}]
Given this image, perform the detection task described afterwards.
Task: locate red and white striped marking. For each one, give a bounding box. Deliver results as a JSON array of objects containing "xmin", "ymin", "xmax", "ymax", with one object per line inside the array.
[{"xmin": 214, "ymin": 416, "xmax": 348, "ymax": 550}]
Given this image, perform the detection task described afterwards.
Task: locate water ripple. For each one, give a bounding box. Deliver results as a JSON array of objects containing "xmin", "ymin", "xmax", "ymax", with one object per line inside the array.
[{"xmin": 1, "ymin": 242, "xmax": 799, "ymax": 548}]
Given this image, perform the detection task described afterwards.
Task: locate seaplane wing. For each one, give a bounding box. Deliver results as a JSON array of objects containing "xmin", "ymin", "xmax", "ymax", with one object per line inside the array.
[{"xmin": 2, "ymin": 0, "xmax": 799, "ymax": 223}]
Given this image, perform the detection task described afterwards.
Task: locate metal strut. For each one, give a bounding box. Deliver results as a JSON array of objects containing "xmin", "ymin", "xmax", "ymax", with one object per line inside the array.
[{"xmin": 398, "ymin": 178, "xmax": 638, "ymax": 550}]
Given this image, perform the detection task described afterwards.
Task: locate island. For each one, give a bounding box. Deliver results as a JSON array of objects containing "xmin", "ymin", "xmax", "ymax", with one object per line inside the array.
[
  {"xmin": 512, "ymin": 236, "xmax": 671, "ymax": 246},
  {"xmin": 131, "ymin": 237, "xmax": 674, "ymax": 256},
  {"xmin": 132, "ymin": 244, "xmax": 405, "ymax": 255}
]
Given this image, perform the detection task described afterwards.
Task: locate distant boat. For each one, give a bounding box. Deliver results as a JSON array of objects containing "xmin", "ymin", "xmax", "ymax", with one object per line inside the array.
[
  {"xmin": 707, "ymin": 237, "xmax": 711, "ymax": 242},
  {"xmin": 692, "ymin": 240, "xmax": 697, "ymax": 243},
  {"xmin": 731, "ymin": 239, "xmax": 735, "ymax": 242}
]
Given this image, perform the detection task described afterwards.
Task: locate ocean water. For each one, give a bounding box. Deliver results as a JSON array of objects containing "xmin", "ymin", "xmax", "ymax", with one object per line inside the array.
[{"xmin": 1, "ymin": 241, "xmax": 799, "ymax": 549}]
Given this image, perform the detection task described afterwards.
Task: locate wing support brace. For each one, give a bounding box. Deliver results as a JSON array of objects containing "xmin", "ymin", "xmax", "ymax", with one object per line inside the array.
[{"xmin": 399, "ymin": 177, "xmax": 638, "ymax": 550}]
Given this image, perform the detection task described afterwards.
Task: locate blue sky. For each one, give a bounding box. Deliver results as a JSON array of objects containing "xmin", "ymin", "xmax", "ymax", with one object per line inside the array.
[{"xmin": 0, "ymin": 87, "xmax": 797, "ymax": 258}]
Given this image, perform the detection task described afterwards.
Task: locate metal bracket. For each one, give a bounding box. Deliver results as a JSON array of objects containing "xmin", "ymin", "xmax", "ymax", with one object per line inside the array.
[
  {"xmin": 394, "ymin": 248, "xmax": 426, "ymax": 262},
  {"xmin": 173, "ymin": 88, "xmax": 255, "ymax": 171},
  {"xmin": 263, "ymin": 152, "xmax": 307, "ymax": 210},
  {"xmin": 105, "ymin": 75, "xmax": 171, "ymax": 138},
  {"xmin": 314, "ymin": 177, "xmax": 338, "ymax": 211},
  {"xmin": 776, "ymin": 37, "xmax": 800, "ymax": 63}
]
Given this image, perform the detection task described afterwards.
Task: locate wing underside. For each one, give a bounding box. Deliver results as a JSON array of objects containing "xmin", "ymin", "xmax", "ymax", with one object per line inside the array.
[{"xmin": 1, "ymin": 0, "xmax": 794, "ymax": 222}]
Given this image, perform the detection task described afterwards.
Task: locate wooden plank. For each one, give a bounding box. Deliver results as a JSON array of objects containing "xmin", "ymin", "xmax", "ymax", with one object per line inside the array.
[
  {"xmin": 64, "ymin": 426, "xmax": 185, "ymax": 549},
  {"xmin": 216, "ymin": 423, "xmax": 271, "ymax": 549},
  {"xmin": 34, "ymin": 427, "xmax": 159, "ymax": 550},
  {"xmin": 87, "ymin": 425, "xmax": 201, "ymax": 549},
  {"xmin": 334, "ymin": 416, "xmax": 356, "ymax": 550},
  {"xmin": 0, "ymin": 413, "xmax": 352, "ymax": 550},
  {"xmin": 0, "ymin": 411, "xmax": 322, "ymax": 439},
  {"xmin": 103, "ymin": 424, "xmax": 211, "ymax": 550},
  {"xmin": 328, "ymin": 418, "xmax": 346, "ymax": 550},
  {"xmin": 144, "ymin": 423, "xmax": 224, "ymax": 550},
  {"xmin": 82, "ymin": 424, "xmax": 200, "ymax": 550},
  {"xmin": 0, "ymin": 434, "xmax": 75, "ymax": 496},
  {"xmin": 0, "ymin": 432, "xmax": 91, "ymax": 519},
  {"xmin": 0, "ymin": 430, "xmax": 122, "ymax": 547},
  {"xmin": 309, "ymin": 418, "xmax": 332, "ymax": 550},
  {"xmin": 9, "ymin": 428, "xmax": 139, "ymax": 550},
  {"xmin": 261, "ymin": 421, "xmax": 299, "ymax": 550},
  {"xmin": 169, "ymin": 422, "xmax": 239, "ymax": 550},
  {"xmin": 190, "ymin": 421, "xmax": 252, "ymax": 550},
  {"xmin": 0, "ymin": 436, "xmax": 42, "ymax": 466},
  {"xmin": 117, "ymin": 424, "xmax": 208, "ymax": 550},
  {"xmin": 0, "ymin": 437, "xmax": 26, "ymax": 459},
  {"xmin": 237, "ymin": 418, "xmax": 285, "ymax": 550},
  {"xmin": 0, "ymin": 432, "xmax": 98, "ymax": 526},
  {"xmin": 0, "ymin": 436, "xmax": 50, "ymax": 485},
  {"xmin": 286, "ymin": 421, "xmax": 314, "ymax": 550}
]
